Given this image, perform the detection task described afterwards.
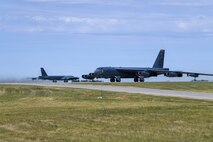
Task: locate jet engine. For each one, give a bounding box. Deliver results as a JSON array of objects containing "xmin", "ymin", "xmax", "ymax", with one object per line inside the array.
[
  {"xmin": 137, "ymin": 71, "xmax": 150, "ymax": 77},
  {"xmin": 187, "ymin": 74, "xmax": 199, "ymax": 78},
  {"xmin": 164, "ymin": 72, "xmax": 183, "ymax": 77},
  {"xmin": 82, "ymin": 73, "xmax": 96, "ymax": 80},
  {"xmin": 89, "ymin": 73, "xmax": 95, "ymax": 76}
]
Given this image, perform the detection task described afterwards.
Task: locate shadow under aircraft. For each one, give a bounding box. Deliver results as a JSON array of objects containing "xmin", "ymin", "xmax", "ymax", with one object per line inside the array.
[
  {"xmin": 82, "ymin": 49, "xmax": 213, "ymax": 82},
  {"xmin": 32, "ymin": 68, "xmax": 79, "ymax": 83}
]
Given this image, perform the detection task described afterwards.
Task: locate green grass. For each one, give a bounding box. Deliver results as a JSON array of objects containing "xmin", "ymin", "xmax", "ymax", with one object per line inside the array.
[
  {"xmin": 77, "ymin": 82, "xmax": 213, "ymax": 93},
  {"xmin": 0, "ymin": 85, "xmax": 212, "ymax": 142}
]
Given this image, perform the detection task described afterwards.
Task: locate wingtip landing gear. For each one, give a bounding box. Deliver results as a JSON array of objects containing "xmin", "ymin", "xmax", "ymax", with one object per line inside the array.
[
  {"xmin": 193, "ymin": 77, "xmax": 197, "ymax": 82},
  {"xmin": 187, "ymin": 74, "xmax": 199, "ymax": 82}
]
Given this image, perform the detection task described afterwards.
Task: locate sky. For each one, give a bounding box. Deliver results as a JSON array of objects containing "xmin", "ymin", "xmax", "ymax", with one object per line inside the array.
[{"xmin": 0, "ymin": 0, "xmax": 213, "ymax": 81}]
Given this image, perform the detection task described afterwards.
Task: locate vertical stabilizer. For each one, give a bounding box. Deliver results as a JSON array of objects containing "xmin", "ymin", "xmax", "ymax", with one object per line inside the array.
[
  {"xmin": 153, "ymin": 49, "xmax": 165, "ymax": 68},
  {"xmin": 41, "ymin": 68, "xmax": 48, "ymax": 76}
]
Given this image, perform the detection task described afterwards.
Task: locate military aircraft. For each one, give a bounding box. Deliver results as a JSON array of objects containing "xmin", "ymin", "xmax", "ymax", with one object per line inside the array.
[
  {"xmin": 82, "ymin": 49, "xmax": 213, "ymax": 82},
  {"xmin": 32, "ymin": 68, "xmax": 79, "ymax": 83}
]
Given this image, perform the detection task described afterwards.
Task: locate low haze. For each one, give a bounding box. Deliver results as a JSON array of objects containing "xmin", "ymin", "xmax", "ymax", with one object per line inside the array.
[{"xmin": 0, "ymin": 0, "xmax": 213, "ymax": 81}]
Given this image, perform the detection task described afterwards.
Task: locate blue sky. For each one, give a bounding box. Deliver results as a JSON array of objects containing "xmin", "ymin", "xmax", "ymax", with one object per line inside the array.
[{"xmin": 0, "ymin": 0, "xmax": 213, "ymax": 81}]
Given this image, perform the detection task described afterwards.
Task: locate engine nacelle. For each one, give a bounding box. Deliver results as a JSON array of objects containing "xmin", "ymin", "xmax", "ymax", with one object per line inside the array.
[
  {"xmin": 82, "ymin": 74, "xmax": 95, "ymax": 80},
  {"xmin": 89, "ymin": 73, "xmax": 95, "ymax": 76},
  {"xmin": 164, "ymin": 72, "xmax": 183, "ymax": 77},
  {"xmin": 187, "ymin": 74, "xmax": 199, "ymax": 78},
  {"xmin": 137, "ymin": 71, "xmax": 150, "ymax": 77}
]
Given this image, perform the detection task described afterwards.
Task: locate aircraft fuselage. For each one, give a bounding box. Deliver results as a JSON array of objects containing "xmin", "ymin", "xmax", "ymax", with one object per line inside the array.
[{"xmin": 94, "ymin": 67, "xmax": 169, "ymax": 79}]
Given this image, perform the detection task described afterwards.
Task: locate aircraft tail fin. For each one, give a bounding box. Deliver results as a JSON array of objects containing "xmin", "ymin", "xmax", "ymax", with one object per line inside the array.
[
  {"xmin": 41, "ymin": 68, "xmax": 48, "ymax": 77},
  {"xmin": 153, "ymin": 49, "xmax": 165, "ymax": 68}
]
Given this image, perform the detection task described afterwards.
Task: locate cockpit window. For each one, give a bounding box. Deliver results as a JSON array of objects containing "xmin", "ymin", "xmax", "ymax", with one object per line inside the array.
[{"xmin": 95, "ymin": 68, "xmax": 104, "ymax": 74}]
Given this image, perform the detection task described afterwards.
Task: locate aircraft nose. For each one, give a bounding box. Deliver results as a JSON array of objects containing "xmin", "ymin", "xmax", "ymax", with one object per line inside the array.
[
  {"xmin": 94, "ymin": 69, "xmax": 103, "ymax": 76},
  {"xmin": 94, "ymin": 70, "xmax": 100, "ymax": 75}
]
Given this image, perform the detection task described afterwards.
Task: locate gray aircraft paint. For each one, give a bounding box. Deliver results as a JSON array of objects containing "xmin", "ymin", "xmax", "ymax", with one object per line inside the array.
[
  {"xmin": 82, "ymin": 50, "xmax": 213, "ymax": 82},
  {"xmin": 34, "ymin": 68, "xmax": 79, "ymax": 83}
]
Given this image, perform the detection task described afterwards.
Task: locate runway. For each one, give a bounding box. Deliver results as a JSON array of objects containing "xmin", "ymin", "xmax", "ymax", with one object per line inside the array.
[{"xmin": 2, "ymin": 83, "xmax": 213, "ymax": 101}]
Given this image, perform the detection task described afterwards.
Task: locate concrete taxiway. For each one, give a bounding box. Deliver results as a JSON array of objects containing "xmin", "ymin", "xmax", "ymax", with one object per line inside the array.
[{"xmin": 2, "ymin": 82, "xmax": 213, "ymax": 101}]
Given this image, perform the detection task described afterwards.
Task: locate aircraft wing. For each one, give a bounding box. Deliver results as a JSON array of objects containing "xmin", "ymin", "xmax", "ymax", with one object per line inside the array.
[
  {"xmin": 26, "ymin": 77, "xmax": 38, "ymax": 80},
  {"xmin": 61, "ymin": 76, "xmax": 71, "ymax": 80},
  {"xmin": 115, "ymin": 68, "xmax": 170, "ymax": 78},
  {"xmin": 115, "ymin": 68, "xmax": 213, "ymax": 78},
  {"xmin": 61, "ymin": 76, "xmax": 79, "ymax": 80},
  {"xmin": 163, "ymin": 70, "xmax": 213, "ymax": 78},
  {"xmin": 181, "ymin": 71, "xmax": 213, "ymax": 76},
  {"xmin": 115, "ymin": 68, "xmax": 169, "ymax": 74}
]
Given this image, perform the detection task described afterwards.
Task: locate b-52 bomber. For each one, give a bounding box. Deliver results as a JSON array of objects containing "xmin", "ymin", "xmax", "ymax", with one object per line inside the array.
[
  {"xmin": 32, "ymin": 68, "xmax": 79, "ymax": 83},
  {"xmin": 82, "ymin": 49, "xmax": 213, "ymax": 82}
]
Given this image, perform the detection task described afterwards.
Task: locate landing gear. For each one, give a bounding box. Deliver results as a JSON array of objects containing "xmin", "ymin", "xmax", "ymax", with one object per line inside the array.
[
  {"xmin": 110, "ymin": 78, "xmax": 116, "ymax": 82},
  {"xmin": 110, "ymin": 78, "xmax": 115, "ymax": 82},
  {"xmin": 193, "ymin": 77, "xmax": 197, "ymax": 82},
  {"xmin": 134, "ymin": 77, "xmax": 138, "ymax": 82},
  {"xmin": 53, "ymin": 80, "xmax": 57, "ymax": 83},
  {"xmin": 64, "ymin": 80, "xmax": 68, "ymax": 83},
  {"xmin": 134, "ymin": 77, "xmax": 144, "ymax": 82},
  {"xmin": 110, "ymin": 77, "xmax": 121, "ymax": 82},
  {"xmin": 187, "ymin": 74, "xmax": 199, "ymax": 82},
  {"xmin": 116, "ymin": 78, "xmax": 121, "ymax": 82},
  {"xmin": 140, "ymin": 78, "xmax": 145, "ymax": 82}
]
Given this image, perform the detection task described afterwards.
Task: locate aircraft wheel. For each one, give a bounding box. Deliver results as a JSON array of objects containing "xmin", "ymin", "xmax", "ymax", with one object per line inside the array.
[
  {"xmin": 116, "ymin": 78, "xmax": 121, "ymax": 82},
  {"xmin": 140, "ymin": 78, "xmax": 145, "ymax": 82},
  {"xmin": 53, "ymin": 80, "xmax": 57, "ymax": 83},
  {"xmin": 64, "ymin": 80, "xmax": 68, "ymax": 83},
  {"xmin": 110, "ymin": 78, "xmax": 116, "ymax": 82},
  {"xmin": 134, "ymin": 78, "xmax": 139, "ymax": 82}
]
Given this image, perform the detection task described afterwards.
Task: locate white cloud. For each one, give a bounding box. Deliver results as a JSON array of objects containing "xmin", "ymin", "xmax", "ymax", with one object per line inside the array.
[
  {"xmin": 58, "ymin": 16, "xmax": 118, "ymax": 25},
  {"xmin": 25, "ymin": 0, "xmax": 135, "ymax": 6},
  {"xmin": 1, "ymin": 13, "xmax": 213, "ymax": 36},
  {"xmin": 174, "ymin": 16, "xmax": 213, "ymax": 33},
  {"xmin": 25, "ymin": 27, "xmax": 44, "ymax": 32},
  {"xmin": 175, "ymin": 21, "xmax": 189, "ymax": 30},
  {"xmin": 1, "ymin": 0, "xmax": 213, "ymax": 36},
  {"xmin": 153, "ymin": 0, "xmax": 213, "ymax": 6},
  {"xmin": 25, "ymin": 0, "xmax": 213, "ymax": 7},
  {"xmin": 31, "ymin": 16, "xmax": 47, "ymax": 22},
  {"xmin": 25, "ymin": 16, "xmax": 121, "ymax": 33}
]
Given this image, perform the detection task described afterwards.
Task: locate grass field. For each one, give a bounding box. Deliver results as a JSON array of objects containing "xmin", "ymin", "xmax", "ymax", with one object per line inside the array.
[
  {"xmin": 78, "ymin": 82, "xmax": 213, "ymax": 93},
  {"xmin": 0, "ymin": 85, "xmax": 212, "ymax": 142}
]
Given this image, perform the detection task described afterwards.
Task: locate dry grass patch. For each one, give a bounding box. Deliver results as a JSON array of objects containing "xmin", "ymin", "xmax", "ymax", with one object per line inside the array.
[{"xmin": 0, "ymin": 85, "xmax": 212, "ymax": 142}]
